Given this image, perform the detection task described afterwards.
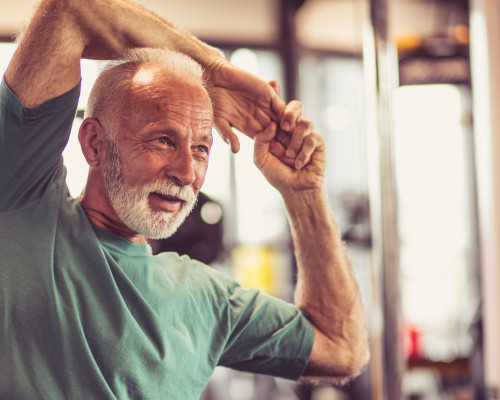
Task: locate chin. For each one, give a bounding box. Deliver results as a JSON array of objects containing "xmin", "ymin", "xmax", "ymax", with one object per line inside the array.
[
  {"xmin": 117, "ymin": 195, "xmax": 196, "ymax": 240},
  {"xmin": 133, "ymin": 208, "xmax": 192, "ymax": 240}
]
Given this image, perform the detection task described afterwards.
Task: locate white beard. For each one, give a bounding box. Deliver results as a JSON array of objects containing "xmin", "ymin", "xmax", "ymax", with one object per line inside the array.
[{"xmin": 101, "ymin": 138, "xmax": 197, "ymax": 239}]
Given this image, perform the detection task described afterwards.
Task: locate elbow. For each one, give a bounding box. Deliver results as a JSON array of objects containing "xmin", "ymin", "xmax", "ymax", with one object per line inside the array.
[
  {"xmin": 332, "ymin": 337, "xmax": 370, "ymax": 384},
  {"xmin": 301, "ymin": 332, "xmax": 370, "ymax": 387},
  {"xmin": 346, "ymin": 334, "xmax": 371, "ymax": 375},
  {"xmin": 301, "ymin": 350, "xmax": 370, "ymax": 387}
]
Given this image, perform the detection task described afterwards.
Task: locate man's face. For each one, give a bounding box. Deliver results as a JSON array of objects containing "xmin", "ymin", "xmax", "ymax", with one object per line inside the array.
[{"xmin": 101, "ymin": 69, "xmax": 213, "ymax": 239}]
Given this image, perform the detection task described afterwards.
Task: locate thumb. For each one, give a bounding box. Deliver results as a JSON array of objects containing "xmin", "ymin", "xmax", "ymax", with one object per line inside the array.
[{"xmin": 254, "ymin": 122, "xmax": 276, "ymax": 169}]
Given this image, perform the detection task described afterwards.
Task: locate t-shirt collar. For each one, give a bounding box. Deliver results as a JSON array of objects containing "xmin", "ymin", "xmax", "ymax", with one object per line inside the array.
[{"xmin": 91, "ymin": 223, "xmax": 152, "ymax": 257}]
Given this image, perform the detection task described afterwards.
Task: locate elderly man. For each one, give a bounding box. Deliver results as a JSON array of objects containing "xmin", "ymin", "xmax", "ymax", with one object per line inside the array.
[{"xmin": 0, "ymin": 0, "xmax": 369, "ymax": 398}]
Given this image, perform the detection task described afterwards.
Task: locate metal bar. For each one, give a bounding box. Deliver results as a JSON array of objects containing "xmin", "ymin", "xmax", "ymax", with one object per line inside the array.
[
  {"xmin": 470, "ymin": 0, "xmax": 500, "ymax": 396},
  {"xmin": 278, "ymin": 0, "xmax": 305, "ymax": 102},
  {"xmin": 361, "ymin": 0, "xmax": 403, "ymax": 398}
]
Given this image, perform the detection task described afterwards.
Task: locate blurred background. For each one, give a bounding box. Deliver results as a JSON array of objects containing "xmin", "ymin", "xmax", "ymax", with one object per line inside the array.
[{"xmin": 2, "ymin": 0, "xmax": 499, "ymax": 398}]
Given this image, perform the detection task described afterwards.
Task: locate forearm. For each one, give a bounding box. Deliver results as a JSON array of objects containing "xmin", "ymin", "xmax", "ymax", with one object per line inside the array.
[
  {"xmin": 75, "ymin": 0, "xmax": 219, "ymax": 65},
  {"xmin": 284, "ymin": 188, "xmax": 369, "ymax": 376},
  {"xmin": 6, "ymin": 0, "xmax": 221, "ymax": 107},
  {"xmin": 288, "ymin": 189, "xmax": 357, "ymax": 315}
]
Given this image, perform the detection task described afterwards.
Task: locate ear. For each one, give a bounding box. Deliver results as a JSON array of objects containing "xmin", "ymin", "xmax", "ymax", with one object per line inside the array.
[{"xmin": 79, "ymin": 118, "xmax": 103, "ymax": 167}]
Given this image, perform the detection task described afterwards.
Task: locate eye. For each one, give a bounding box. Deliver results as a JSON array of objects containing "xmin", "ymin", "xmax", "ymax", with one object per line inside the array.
[
  {"xmin": 196, "ymin": 145, "xmax": 209, "ymax": 154},
  {"xmin": 157, "ymin": 136, "xmax": 171, "ymax": 146}
]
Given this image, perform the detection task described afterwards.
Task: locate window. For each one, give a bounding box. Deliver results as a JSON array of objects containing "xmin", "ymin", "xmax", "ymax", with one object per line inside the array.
[{"xmin": 394, "ymin": 84, "xmax": 476, "ymax": 361}]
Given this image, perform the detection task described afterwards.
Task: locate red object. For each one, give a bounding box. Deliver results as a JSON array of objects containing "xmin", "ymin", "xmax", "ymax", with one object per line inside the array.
[{"xmin": 406, "ymin": 323, "xmax": 421, "ymax": 360}]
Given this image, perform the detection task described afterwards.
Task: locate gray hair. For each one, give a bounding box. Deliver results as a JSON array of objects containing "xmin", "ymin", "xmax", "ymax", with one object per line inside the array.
[{"xmin": 85, "ymin": 47, "xmax": 208, "ymax": 138}]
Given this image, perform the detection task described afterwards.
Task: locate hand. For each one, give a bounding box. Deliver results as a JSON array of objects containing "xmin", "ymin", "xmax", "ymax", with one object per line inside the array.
[
  {"xmin": 205, "ymin": 58, "xmax": 292, "ymax": 153},
  {"xmin": 253, "ymin": 117, "xmax": 326, "ymax": 195}
]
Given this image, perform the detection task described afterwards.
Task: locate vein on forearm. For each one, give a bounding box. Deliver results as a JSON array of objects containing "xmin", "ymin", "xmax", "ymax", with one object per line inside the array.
[{"xmin": 285, "ymin": 189, "xmax": 363, "ymax": 334}]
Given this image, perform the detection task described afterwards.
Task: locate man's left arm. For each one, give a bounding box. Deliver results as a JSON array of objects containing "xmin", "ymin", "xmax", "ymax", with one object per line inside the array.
[{"xmin": 253, "ymin": 119, "xmax": 370, "ymax": 383}]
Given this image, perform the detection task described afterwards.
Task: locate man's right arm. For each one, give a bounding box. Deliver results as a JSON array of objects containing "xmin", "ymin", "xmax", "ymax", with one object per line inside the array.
[
  {"xmin": 5, "ymin": 0, "xmax": 217, "ymax": 108},
  {"xmin": 5, "ymin": 0, "xmax": 290, "ymax": 150}
]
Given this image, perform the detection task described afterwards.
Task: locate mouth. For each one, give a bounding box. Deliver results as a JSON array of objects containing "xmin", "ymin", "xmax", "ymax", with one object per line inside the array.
[{"xmin": 149, "ymin": 192, "xmax": 185, "ymax": 212}]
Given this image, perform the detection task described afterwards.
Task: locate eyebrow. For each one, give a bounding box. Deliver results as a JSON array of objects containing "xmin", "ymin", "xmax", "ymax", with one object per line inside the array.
[
  {"xmin": 198, "ymin": 134, "xmax": 213, "ymax": 144},
  {"xmin": 151, "ymin": 130, "xmax": 213, "ymax": 148},
  {"xmin": 144, "ymin": 128, "xmax": 211, "ymax": 140}
]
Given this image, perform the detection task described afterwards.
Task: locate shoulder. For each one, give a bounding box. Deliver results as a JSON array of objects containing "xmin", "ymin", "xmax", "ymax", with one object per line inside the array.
[
  {"xmin": 0, "ymin": 78, "xmax": 82, "ymax": 121},
  {"xmin": 151, "ymin": 252, "xmax": 236, "ymax": 295}
]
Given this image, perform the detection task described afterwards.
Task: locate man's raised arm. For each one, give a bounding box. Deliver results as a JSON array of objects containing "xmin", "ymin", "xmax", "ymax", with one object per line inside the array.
[
  {"xmin": 4, "ymin": 0, "xmax": 288, "ymax": 151},
  {"xmin": 253, "ymin": 120, "xmax": 370, "ymax": 383}
]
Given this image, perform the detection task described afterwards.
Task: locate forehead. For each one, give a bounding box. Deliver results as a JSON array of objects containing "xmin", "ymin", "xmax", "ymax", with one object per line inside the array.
[{"xmin": 120, "ymin": 67, "xmax": 213, "ymax": 129}]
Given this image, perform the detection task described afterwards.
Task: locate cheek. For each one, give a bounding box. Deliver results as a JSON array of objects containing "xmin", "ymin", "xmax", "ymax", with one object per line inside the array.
[
  {"xmin": 193, "ymin": 162, "xmax": 209, "ymax": 190},
  {"xmin": 120, "ymin": 157, "xmax": 163, "ymax": 186}
]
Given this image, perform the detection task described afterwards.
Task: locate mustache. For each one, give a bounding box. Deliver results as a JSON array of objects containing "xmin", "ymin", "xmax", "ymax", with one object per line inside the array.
[{"xmin": 140, "ymin": 178, "xmax": 197, "ymax": 203}]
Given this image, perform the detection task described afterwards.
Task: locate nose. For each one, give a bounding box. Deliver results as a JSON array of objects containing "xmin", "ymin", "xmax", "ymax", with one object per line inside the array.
[{"xmin": 165, "ymin": 148, "xmax": 196, "ymax": 187}]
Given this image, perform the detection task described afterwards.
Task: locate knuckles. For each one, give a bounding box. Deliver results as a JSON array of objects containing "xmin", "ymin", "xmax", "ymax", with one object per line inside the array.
[{"xmin": 297, "ymin": 118, "xmax": 314, "ymax": 130}]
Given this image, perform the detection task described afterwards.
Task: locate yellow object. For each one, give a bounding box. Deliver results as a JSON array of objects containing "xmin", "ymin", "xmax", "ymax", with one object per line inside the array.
[
  {"xmin": 395, "ymin": 32, "xmax": 422, "ymax": 53},
  {"xmin": 231, "ymin": 245, "xmax": 290, "ymax": 298}
]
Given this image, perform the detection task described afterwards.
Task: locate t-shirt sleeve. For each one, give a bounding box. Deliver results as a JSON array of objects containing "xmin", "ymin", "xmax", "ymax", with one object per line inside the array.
[
  {"xmin": 218, "ymin": 282, "xmax": 315, "ymax": 380},
  {"xmin": 0, "ymin": 78, "xmax": 81, "ymax": 212}
]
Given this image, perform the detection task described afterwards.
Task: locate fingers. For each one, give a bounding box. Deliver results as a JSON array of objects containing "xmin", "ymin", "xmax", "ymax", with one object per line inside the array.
[
  {"xmin": 267, "ymin": 80, "xmax": 285, "ymax": 123},
  {"xmin": 284, "ymin": 119, "xmax": 318, "ymax": 169},
  {"xmin": 268, "ymin": 80, "xmax": 280, "ymax": 95},
  {"xmin": 268, "ymin": 120, "xmax": 322, "ymax": 170},
  {"xmin": 269, "ymin": 140, "xmax": 296, "ymax": 168},
  {"xmin": 294, "ymin": 129, "xmax": 323, "ymax": 170},
  {"xmin": 214, "ymin": 117, "xmax": 241, "ymax": 153},
  {"xmin": 280, "ymin": 100, "xmax": 303, "ymax": 132},
  {"xmin": 253, "ymin": 122, "xmax": 276, "ymax": 169},
  {"xmin": 275, "ymin": 129, "xmax": 291, "ymax": 149},
  {"xmin": 268, "ymin": 83, "xmax": 286, "ymax": 126},
  {"xmin": 266, "ymin": 80, "xmax": 302, "ymax": 132}
]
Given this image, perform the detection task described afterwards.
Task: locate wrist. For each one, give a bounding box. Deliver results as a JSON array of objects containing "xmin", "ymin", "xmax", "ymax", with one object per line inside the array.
[
  {"xmin": 283, "ymin": 186, "xmax": 328, "ymax": 212},
  {"xmin": 202, "ymin": 56, "xmax": 230, "ymax": 85},
  {"xmin": 162, "ymin": 27, "xmax": 222, "ymax": 69},
  {"xmin": 192, "ymin": 43, "xmax": 223, "ymax": 69}
]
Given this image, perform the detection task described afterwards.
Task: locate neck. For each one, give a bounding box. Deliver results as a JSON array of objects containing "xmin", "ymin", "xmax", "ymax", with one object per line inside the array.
[
  {"xmin": 79, "ymin": 172, "xmax": 148, "ymax": 244},
  {"xmin": 81, "ymin": 201, "xmax": 148, "ymax": 244}
]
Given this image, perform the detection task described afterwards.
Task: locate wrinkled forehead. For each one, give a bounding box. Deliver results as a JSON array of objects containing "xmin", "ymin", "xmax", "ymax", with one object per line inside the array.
[
  {"xmin": 126, "ymin": 65, "xmax": 212, "ymax": 115},
  {"xmin": 108, "ymin": 66, "xmax": 213, "ymax": 139}
]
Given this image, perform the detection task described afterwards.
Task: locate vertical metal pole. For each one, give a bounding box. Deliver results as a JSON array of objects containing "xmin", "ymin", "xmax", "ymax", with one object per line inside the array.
[
  {"xmin": 278, "ymin": 0, "xmax": 304, "ymax": 102},
  {"xmin": 470, "ymin": 0, "xmax": 500, "ymax": 397},
  {"xmin": 362, "ymin": 0, "xmax": 403, "ymax": 398}
]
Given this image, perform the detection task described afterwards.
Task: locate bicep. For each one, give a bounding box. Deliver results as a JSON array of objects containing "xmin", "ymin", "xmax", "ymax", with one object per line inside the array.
[
  {"xmin": 218, "ymin": 287, "xmax": 313, "ymax": 380},
  {"xmin": 4, "ymin": 1, "xmax": 83, "ymax": 108}
]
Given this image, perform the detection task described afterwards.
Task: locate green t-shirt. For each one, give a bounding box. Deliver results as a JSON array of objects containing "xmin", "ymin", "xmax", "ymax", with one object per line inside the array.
[{"xmin": 0, "ymin": 79, "xmax": 314, "ymax": 399}]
